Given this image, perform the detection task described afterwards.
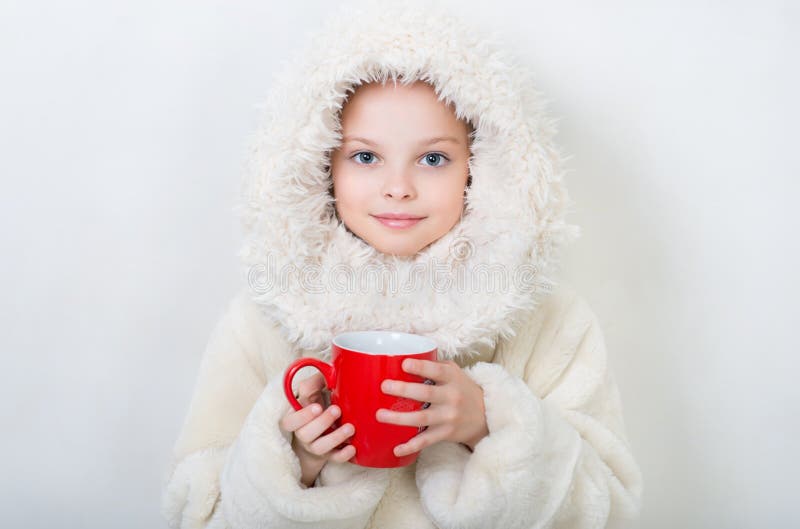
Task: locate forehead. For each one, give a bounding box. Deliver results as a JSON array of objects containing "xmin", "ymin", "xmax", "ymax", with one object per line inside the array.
[{"xmin": 339, "ymin": 80, "xmax": 469, "ymax": 139}]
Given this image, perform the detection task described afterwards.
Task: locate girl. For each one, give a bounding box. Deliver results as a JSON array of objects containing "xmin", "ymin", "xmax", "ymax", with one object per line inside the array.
[{"xmin": 161, "ymin": 2, "xmax": 643, "ymax": 528}]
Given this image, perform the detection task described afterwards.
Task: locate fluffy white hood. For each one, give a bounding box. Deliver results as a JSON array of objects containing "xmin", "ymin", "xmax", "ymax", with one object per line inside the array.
[{"xmin": 234, "ymin": 0, "xmax": 580, "ymax": 360}]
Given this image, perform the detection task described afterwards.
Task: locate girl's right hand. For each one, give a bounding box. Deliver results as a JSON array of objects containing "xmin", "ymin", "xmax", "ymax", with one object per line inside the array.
[{"xmin": 278, "ymin": 373, "xmax": 357, "ymax": 486}]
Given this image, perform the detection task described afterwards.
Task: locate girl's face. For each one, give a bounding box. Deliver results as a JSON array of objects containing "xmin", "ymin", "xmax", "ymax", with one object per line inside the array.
[{"xmin": 330, "ymin": 80, "xmax": 471, "ymax": 258}]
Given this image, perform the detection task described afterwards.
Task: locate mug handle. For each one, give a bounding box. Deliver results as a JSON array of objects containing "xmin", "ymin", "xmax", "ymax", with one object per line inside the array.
[{"xmin": 283, "ymin": 358, "xmax": 336, "ymax": 411}]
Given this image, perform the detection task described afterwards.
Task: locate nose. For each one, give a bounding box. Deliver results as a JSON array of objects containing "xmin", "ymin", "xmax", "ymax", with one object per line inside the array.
[{"xmin": 381, "ymin": 169, "xmax": 416, "ymax": 200}]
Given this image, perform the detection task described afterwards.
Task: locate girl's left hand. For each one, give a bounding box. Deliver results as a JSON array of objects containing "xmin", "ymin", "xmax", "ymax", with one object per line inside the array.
[{"xmin": 376, "ymin": 359, "xmax": 489, "ymax": 457}]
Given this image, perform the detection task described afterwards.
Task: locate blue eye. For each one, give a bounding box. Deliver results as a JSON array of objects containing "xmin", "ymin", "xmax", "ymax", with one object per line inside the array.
[
  {"xmin": 351, "ymin": 151, "xmax": 378, "ymax": 165},
  {"xmin": 421, "ymin": 152, "xmax": 448, "ymax": 167}
]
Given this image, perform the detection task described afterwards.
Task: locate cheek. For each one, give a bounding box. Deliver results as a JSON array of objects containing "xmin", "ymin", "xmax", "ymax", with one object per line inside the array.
[
  {"xmin": 429, "ymin": 171, "xmax": 468, "ymax": 217},
  {"xmin": 333, "ymin": 172, "xmax": 372, "ymax": 212}
]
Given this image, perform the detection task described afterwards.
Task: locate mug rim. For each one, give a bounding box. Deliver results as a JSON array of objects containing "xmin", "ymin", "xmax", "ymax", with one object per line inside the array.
[{"xmin": 332, "ymin": 330, "xmax": 436, "ymax": 356}]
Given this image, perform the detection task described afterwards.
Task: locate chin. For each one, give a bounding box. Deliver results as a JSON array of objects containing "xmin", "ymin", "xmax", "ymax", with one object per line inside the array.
[{"xmin": 367, "ymin": 238, "xmax": 423, "ymax": 258}]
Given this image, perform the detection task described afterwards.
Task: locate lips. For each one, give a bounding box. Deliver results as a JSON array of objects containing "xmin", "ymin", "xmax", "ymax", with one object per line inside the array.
[
  {"xmin": 373, "ymin": 213, "xmax": 425, "ymax": 220},
  {"xmin": 371, "ymin": 214, "xmax": 425, "ymax": 229}
]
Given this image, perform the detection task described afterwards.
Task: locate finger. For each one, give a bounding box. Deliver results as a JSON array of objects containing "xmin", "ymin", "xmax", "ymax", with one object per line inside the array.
[
  {"xmin": 393, "ymin": 425, "xmax": 446, "ymax": 457},
  {"xmin": 297, "ymin": 372, "xmax": 326, "ymax": 396},
  {"xmin": 307, "ymin": 422, "xmax": 355, "ymax": 456},
  {"xmin": 298, "ymin": 389, "xmax": 326, "ymax": 408},
  {"xmin": 380, "ymin": 379, "xmax": 442, "ymax": 404},
  {"xmin": 375, "ymin": 406, "xmax": 435, "ymax": 428},
  {"xmin": 296, "ymin": 373, "xmax": 327, "ymax": 405},
  {"xmin": 295, "ymin": 404, "xmax": 342, "ymax": 443},
  {"xmin": 401, "ymin": 359, "xmax": 452, "ymax": 382},
  {"xmin": 279, "ymin": 403, "xmax": 323, "ymax": 433},
  {"xmin": 328, "ymin": 443, "xmax": 357, "ymax": 463}
]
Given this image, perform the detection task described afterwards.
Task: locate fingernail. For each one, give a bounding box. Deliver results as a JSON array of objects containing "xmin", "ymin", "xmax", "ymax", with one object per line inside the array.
[
  {"xmin": 382, "ymin": 380, "xmax": 393, "ymax": 392},
  {"xmin": 343, "ymin": 424, "xmax": 354, "ymax": 435},
  {"xmin": 330, "ymin": 405, "xmax": 340, "ymax": 417},
  {"xmin": 310, "ymin": 404, "xmax": 322, "ymax": 414}
]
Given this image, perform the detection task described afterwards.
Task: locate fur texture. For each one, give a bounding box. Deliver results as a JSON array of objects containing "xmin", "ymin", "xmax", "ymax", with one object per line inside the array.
[
  {"xmin": 234, "ymin": 0, "xmax": 581, "ymax": 360},
  {"xmin": 161, "ymin": 286, "xmax": 643, "ymax": 529},
  {"xmin": 161, "ymin": 1, "xmax": 643, "ymax": 528}
]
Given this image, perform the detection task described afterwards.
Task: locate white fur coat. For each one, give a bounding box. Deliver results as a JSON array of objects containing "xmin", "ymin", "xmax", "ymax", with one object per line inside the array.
[{"xmin": 161, "ymin": 1, "xmax": 643, "ymax": 527}]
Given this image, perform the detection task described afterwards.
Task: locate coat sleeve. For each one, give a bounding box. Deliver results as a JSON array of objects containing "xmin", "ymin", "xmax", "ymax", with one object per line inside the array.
[
  {"xmin": 414, "ymin": 288, "xmax": 643, "ymax": 529},
  {"xmin": 160, "ymin": 291, "xmax": 390, "ymax": 529}
]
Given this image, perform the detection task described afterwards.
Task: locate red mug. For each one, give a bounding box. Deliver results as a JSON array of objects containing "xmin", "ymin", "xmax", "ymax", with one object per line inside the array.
[{"xmin": 283, "ymin": 331, "xmax": 437, "ymax": 468}]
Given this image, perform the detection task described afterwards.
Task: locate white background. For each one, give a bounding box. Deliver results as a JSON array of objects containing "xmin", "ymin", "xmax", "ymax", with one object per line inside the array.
[{"xmin": 1, "ymin": 1, "xmax": 797, "ymax": 527}]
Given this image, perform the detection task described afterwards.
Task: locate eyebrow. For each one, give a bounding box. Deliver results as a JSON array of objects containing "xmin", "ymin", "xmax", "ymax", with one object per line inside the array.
[{"xmin": 342, "ymin": 136, "xmax": 462, "ymax": 147}]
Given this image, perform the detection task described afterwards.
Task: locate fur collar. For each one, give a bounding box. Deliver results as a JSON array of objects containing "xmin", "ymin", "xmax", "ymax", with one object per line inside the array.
[{"xmin": 234, "ymin": 1, "xmax": 580, "ymax": 360}]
